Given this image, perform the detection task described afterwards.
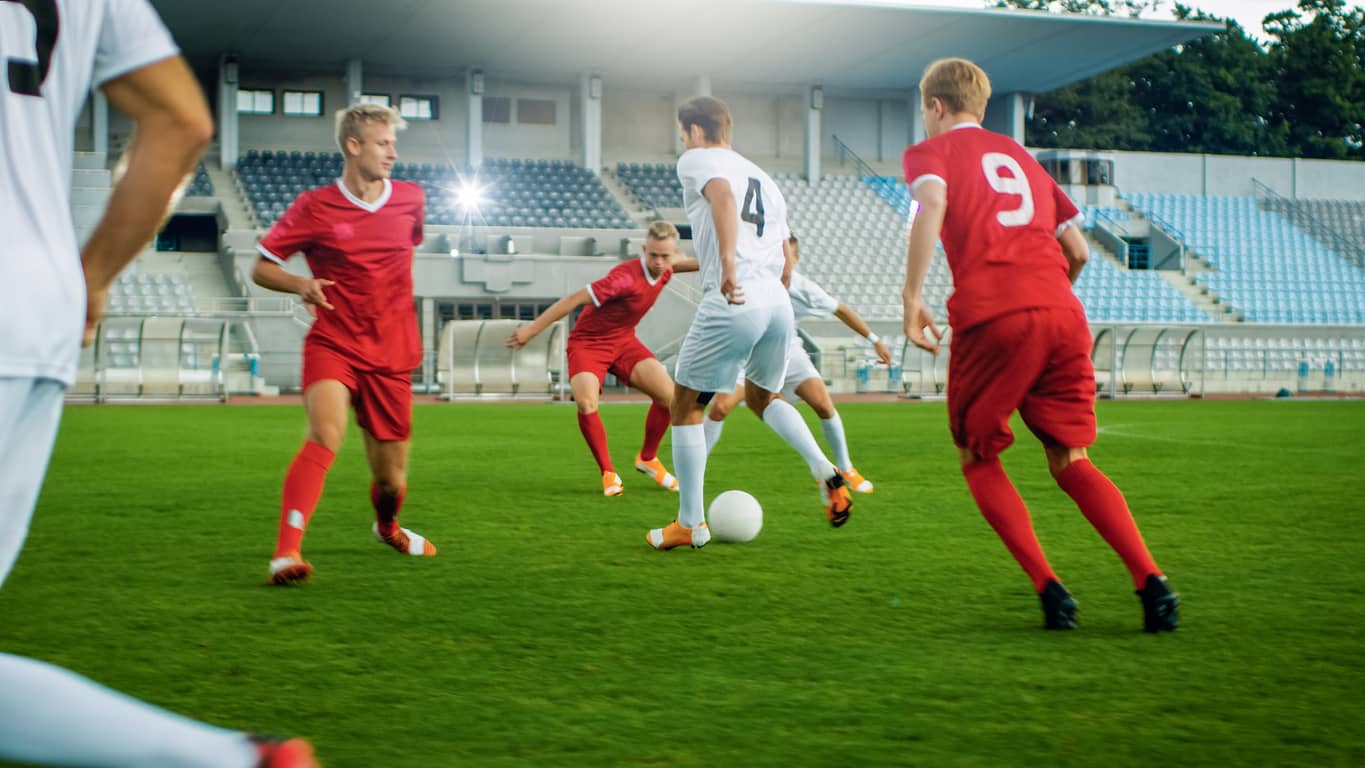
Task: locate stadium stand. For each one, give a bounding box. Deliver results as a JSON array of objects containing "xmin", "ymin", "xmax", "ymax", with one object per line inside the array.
[
  {"xmin": 861, "ymin": 175, "xmax": 1209, "ymax": 323},
  {"xmin": 185, "ymin": 162, "xmax": 214, "ymax": 197},
  {"xmin": 236, "ymin": 151, "xmax": 634, "ymax": 229},
  {"xmin": 1126, "ymin": 193, "xmax": 1365, "ymax": 324},
  {"xmin": 616, "ymin": 162, "xmax": 683, "ymax": 209}
]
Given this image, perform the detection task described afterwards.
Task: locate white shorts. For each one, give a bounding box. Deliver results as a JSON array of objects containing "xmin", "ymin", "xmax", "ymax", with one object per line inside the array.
[
  {"xmin": 0, "ymin": 377, "xmax": 65, "ymax": 587},
  {"xmin": 675, "ymin": 295, "xmax": 793, "ymax": 395},
  {"xmin": 733, "ymin": 336, "xmax": 821, "ymax": 401}
]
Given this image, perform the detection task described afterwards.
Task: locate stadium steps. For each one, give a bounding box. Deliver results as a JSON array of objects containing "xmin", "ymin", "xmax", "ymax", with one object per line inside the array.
[
  {"xmin": 202, "ymin": 157, "xmax": 259, "ymax": 231},
  {"xmin": 597, "ymin": 168, "xmax": 652, "ymax": 225},
  {"xmin": 1158, "ymin": 269, "xmax": 1241, "ymax": 323}
]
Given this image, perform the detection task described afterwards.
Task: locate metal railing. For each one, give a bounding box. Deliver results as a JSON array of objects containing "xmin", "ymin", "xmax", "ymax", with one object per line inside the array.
[
  {"xmin": 832, "ymin": 135, "xmax": 881, "ymax": 182},
  {"xmin": 1253, "ymin": 178, "xmax": 1365, "ymax": 268}
]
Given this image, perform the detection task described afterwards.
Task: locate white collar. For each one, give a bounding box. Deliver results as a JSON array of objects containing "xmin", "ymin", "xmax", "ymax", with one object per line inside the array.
[
  {"xmin": 335, "ymin": 178, "xmax": 392, "ymax": 213},
  {"xmin": 638, "ymin": 252, "xmax": 663, "ymax": 286},
  {"xmin": 950, "ymin": 122, "xmax": 983, "ymax": 131}
]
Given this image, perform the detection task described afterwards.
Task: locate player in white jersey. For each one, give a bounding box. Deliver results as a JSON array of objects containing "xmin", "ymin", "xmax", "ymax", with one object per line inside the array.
[
  {"xmin": 646, "ymin": 97, "xmax": 853, "ymax": 551},
  {"xmin": 704, "ymin": 233, "xmax": 891, "ymax": 493},
  {"xmin": 0, "ymin": 1, "xmax": 313, "ymax": 765}
]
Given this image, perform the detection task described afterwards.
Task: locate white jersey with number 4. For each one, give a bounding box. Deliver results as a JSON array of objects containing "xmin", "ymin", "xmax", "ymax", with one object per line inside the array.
[
  {"xmin": 677, "ymin": 147, "xmax": 791, "ymax": 307},
  {"xmin": 0, "ymin": 0, "xmax": 178, "ymax": 385}
]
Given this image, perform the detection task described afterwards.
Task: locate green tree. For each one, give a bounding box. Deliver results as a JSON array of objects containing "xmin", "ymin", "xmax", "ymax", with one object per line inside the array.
[
  {"xmin": 1026, "ymin": 70, "xmax": 1153, "ymax": 150},
  {"xmin": 1128, "ymin": 7, "xmax": 1289, "ymax": 156},
  {"xmin": 992, "ymin": 0, "xmax": 1159, "ymax": 16},
  {"xmin": 1265, "ymin": 0, "xmax": 1365, "ymax": 159}
]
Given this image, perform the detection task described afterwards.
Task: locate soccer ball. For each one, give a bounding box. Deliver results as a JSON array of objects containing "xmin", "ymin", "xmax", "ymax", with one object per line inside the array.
[{"xmin": 707, "ymin": 490, "xmax": 763, "ymax": 543}]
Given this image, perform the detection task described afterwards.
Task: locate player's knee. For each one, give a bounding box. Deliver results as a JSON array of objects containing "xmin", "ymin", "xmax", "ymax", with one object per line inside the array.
[
  {"xmin": 376, "ymin": 475, "xmax": 405, "ymax": 496},
  {"xmin": 809, "ymin": 398, "xmax": 836, "ymax": 419},
  {"xmin": 575, "ymin": 401, "xmax": 597, "ymax": 415},
  {"xmin": 307, "ymin": 425, "xmax": 345, "ymax": 453}
]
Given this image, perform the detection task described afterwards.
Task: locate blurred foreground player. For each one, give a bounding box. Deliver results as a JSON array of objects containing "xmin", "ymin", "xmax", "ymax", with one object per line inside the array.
[{"xmin": 0, "ymin": 0, "xmax": 316, "ymax": 764}]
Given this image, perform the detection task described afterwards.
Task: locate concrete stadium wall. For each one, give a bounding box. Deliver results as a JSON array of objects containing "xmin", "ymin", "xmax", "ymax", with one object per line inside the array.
[{"xmin": 1103, "ymin": 150, "xmax": 1365, "ymax": 201}]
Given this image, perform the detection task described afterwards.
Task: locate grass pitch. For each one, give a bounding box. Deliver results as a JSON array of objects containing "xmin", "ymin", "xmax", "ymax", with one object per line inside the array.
[{"xmin": 2, "ymin": 400, "xmax": 1363, "ymax": 767}]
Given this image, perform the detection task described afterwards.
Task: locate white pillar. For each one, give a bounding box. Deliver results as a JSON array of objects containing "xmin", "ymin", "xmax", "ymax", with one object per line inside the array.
[
  {"xmin": 580, "ymin": 73, "xmax": 602, "ymax": 175},
  {"xmin": 804, "ymin": 86, "xmax": 822, "ymax": 183},
  {"xmin": 466, "ymin": 69, "xmax": 484, "ymax": 169},
  {"xmin": 91, "ymin": 89, "xmax": 109, "ymax": 159},
  {"xmin": 1005, "ymin": 92, "xmax": 1026, "ymax": 144},
  {"xmin": 907, "ymin": 92, "xmax": 927, "ymax": 146},
  {"xmin": 217, "ymin": 54, "xmax": 240, "ymax": 171},
  {"xmin": 346, "ymin": 58, "xmax": 363, "ymax": 105}
]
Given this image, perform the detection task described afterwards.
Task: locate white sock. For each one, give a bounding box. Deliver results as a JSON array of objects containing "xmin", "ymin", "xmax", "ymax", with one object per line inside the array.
[
  {"xmin": 820, "ymin": 413, "xmax": 853, "ymax": 472},
  {"xmin": 761, "ymin": 398, "xmax": 834, "ymax": 480},
  {"xmin": 703, "ymin": 417, "xmax": 726, "ymax": 455},
  {"xmin": 672, "ymin": 424, "xmax": 707, "ymax": 529},
  {"xmin": 0, "ymin": 653, "xmax": 259, "ymax": 768}
]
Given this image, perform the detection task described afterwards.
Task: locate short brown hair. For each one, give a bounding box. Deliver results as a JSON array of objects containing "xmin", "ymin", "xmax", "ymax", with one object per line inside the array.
[
  {"xmin": 920, "ymin": 58, "xmax": 991, "ymax": 119},
  {"xmin": 647, "ymin": 220, "xmax": 679, "ymax": 241},
  {"xmin": 335, "ymin": 103, "xmax": 406, "ymax": 154},
  {"xmin": 677, "ymin": 96, "xmax": 732, "ymax": 144}
]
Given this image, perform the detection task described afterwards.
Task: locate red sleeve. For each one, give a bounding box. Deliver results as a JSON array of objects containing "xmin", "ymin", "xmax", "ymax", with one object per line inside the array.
[
  {"xmin": 902, "ymin": 142, "xmax": 948, "ymax": 196},
  {"xmin": 257, "ymin": 192, "xmax": 314, "ymax": 263},
  {"xmin": 412, "ymin": 185, "xmax": 426, "ymax": 246},
  {"xmin": 1050, "ymin": 179, "xmax": 1082, "ymax": 234},
  {"xmin": 587, "ymin": 265, "xmax": 636, "ymax": 307}
]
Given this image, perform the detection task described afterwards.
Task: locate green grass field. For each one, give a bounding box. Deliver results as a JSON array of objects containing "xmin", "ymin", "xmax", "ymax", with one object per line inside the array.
[{"xmin": 2, "ymin": 400, "xmax": 1364, "ymax": 767}]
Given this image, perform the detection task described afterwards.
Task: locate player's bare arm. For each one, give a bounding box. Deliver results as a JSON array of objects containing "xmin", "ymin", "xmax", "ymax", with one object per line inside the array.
[
  {"xmin": 1058, "ymin": 224, "xmax": 1090, "ymax": 285},
  {"xmin": 252, "ymin": 257, "xmax": 335, "ymax": 316},
  {"xmin": 834, "ymin": 305, "xmax": 892, "ymax": 364},
  {"xmin": 671, "ymin": 256, "xmax": 701, "ymax": 273},
  {"xmin": 903, "ymin": 180, "xmax": 946, "ymax": 354},
  {"xmin": 704, "ymin": 177, "xmax": 744, "ymax": 305},
  {"xmin": 508, "ymin": 288, "xmax": 591, "ymax": 349},
  {"xmin": 781, "ymin": 238, "xmax": 797, "ymax": 288},
  {"xmin": 81, "ymin": 56, "xmax": 213, "ymax": 346}
]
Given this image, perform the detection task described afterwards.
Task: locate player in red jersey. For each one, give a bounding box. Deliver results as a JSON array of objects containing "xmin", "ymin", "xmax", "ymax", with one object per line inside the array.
[
  {"xmin": 901, "ymin": 58, "xmax": 1178, "ymax": 632},
  {"xmin": 508, "ymin": 221, "xmax": 696, "ymax": 496},
  {"xmin": 253, "ymin": 104, "xmax": 436, "ymax": 585}
]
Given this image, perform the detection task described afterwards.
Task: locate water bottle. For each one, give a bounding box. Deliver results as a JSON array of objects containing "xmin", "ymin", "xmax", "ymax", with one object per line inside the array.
[
  {"xmin": 887, "ymin": 362, "xmax": 903, "ymax": 393},
  {"xmin": 855, "ymin": 361, "xmax": 871, "ymax": 394},
  {"xmin": 1297, "ymin": 360, "xmax": 1310, "ymax": 393},
  {"xmin": 1323, "ymin": 358, "xmax": 1337, "ymax": 393}
]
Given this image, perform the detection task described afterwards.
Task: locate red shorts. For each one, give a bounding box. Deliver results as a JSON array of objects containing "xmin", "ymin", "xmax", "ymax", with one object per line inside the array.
[
  {"xmin": 303, "ymin": 343, "xmax": 413, "ymax": 442},
  {"xmin": 947, "ymin": 307, "xmax": 1096, "ymax": 460},
  {"xmin": 567, "ymin": 336, "xmax": 655, "ymax": 388}
]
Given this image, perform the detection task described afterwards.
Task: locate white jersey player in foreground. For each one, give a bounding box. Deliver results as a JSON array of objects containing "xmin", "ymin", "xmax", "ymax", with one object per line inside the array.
[
  {"xmin": 704, "ymin": 233, "xmax": 891, "ymax": 493},
  {"xmin": 647, "ymin": 97, "xmax": 854, "ymax": 551},
  {"xmin": 0, "ymin": 0, "xmax": 313, "ymax": 765}
]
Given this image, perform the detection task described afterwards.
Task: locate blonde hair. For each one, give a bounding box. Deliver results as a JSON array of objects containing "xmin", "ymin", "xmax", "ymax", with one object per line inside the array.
[
  {"xmin": 646, "ymin": 220, "xmax": 680, "ymax": 241},
  {"xmin": 920, "ymin": 58, "xmax": 991, "ymax": 119},
  {"xmin": 334, "ymin": 103, "xmax": 406, "ymax": 154},
  {"xmin": 677, "ymin": 96, "xmax": 732, "ymax": 144}
]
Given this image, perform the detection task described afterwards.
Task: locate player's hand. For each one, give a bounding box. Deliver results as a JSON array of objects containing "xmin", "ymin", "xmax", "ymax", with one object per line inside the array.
[
  {"xmin": 82, "ymin": 282, "xmax": 108, "ymax": 348},
  {"xmin": 721, "ymin": 272, "xmax": 745, "ymax": 305},
  {"xmin": 873, "ymin": 340, "xmax": 892, "ymax": 366},
  {"xmin": 507, "ymin": 326, "xmax": 534, "ymax": 350},
  {"xmin": 298, "ymin": 278, "xmax": 336, "ymax": 318},
  {"xmin": 903, "ymin": 299, "xmax": 942, "ymax": 355}
]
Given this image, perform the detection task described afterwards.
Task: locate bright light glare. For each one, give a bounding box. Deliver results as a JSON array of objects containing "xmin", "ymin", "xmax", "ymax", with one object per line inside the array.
[{"xmin": 454, "ymin": 182, "xmax": 485, "ymax": 209}]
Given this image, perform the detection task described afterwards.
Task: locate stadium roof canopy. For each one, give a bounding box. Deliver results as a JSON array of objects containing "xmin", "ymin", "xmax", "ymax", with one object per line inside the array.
[{"xmin": 151, "ymin": 0, "xmax": 1221, "ymax": 96}]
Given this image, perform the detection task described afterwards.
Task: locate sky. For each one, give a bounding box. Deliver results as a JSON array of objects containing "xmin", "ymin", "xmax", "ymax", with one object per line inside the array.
[{"xmin": 895, "ymin": 1, "xmax": 1364, "ymax": 41}]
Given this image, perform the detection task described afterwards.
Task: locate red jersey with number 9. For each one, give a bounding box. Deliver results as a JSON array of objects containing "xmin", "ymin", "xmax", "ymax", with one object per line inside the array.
[{"xmin": 902, "ymin": 125, "xmax": 1083, "ymax": 332}]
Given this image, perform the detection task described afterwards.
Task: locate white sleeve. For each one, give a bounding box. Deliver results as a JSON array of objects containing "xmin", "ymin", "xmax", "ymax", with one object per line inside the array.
[
  {"xmin": 93, "ymin": 0, "xmax": 180, "ymax": 86},
  {"xmin": 788, "ymin": 272, "xmax": 839, "ymax": 319},
  {"xmin": 677, "ymin": 151, "xmax": 725, "ymax": 197}
]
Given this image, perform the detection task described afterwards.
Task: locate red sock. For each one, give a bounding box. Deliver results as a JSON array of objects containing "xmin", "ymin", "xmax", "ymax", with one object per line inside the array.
[
  {"xmin": 962, "ymin": 458, "xmax": 1058, "ymax": 592},
  {"xmin": 274, "ymin": 441, "xmax": 335, "ymax": 558},
  {"xmin": 577, "ymin": 411, "xmax": 612, "ymax": 473},
  {"xmin": 1056, "ymin": 459, "xmax": 1161, "ymax": 589},
  {"xmin": 639, "ymin": 401, "xmax": 670, "ymax": 462},
  {"xmin": 371, "ymin": 483, "xmax": 406, "ymax": 538}
]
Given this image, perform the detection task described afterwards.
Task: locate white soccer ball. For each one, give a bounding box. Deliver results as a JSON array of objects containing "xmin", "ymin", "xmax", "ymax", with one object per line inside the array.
[{"xmin": 707, "ymin": 490, "xmax": 763, "ymax": 543}]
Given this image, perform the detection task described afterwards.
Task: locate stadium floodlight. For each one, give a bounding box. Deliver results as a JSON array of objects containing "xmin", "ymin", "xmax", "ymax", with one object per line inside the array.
[{"xmin": 454, "ymin": 181, "xmax": 485, "ymax": 210}]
